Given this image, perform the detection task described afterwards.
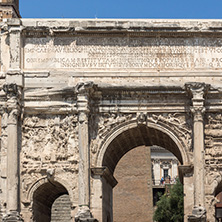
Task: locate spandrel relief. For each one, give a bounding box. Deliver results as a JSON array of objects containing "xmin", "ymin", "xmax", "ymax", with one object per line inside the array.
[
  {"xmin": 147, "ymin": 113, "xmax": 192, "ymax": 152},
  {"xmin": 21, "ymin": 114, "xmax": 79, "ymax": 200},
  {"xmin": 90, "ymin": 112, "xmax": 192, "ymax": 164},
  {"xmin": 89, "ymin": 112, "xmax": 136, "ymax": 164}
]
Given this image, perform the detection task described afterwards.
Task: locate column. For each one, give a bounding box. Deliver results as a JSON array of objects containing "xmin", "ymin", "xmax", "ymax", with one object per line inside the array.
[
  {"xmin": 2, "ymin": 19, "xmax": 23, "ymax": 222},
  {"xmin": 185, "ymin": 82, "xmax": 209, "ymax": 221},
  {"xmin": 75, "ymin": 82, "xmax": 97, "ymax": 222},
  {"xmin": 153, "ymin": 159, "xmax": 160, "ymax": 185},
  {"xmin": 3, "ymin": 83, "xmax": 23, "ymax": 221}
]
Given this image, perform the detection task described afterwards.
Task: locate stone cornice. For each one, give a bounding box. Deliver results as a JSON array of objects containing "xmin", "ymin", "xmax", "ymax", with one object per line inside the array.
[{"xmin": 17, "ymin": 19, "xmax": 222, "ymax": 37}]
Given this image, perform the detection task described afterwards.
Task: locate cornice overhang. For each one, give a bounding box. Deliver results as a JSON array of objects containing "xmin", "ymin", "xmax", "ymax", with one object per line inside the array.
[{"xmin": 19, "ymin": 19, "xmax": 222, "ymax": 37}]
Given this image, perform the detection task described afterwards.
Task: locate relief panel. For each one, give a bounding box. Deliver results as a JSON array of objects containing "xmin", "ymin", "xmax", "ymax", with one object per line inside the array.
[
  {"xmin": 21, "ymin": 114, "xmax": 79, "ymax": 202},
  {"xmin": 205, "ymin": 113, "xmax": 222, "ymax": 164}
]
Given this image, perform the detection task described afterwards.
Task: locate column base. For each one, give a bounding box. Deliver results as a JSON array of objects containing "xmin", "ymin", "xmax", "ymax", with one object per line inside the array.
[
  {"xmin": 75, "ymin": 206, "xmax": 98, "ymax": 222},
  {"xmin": 188, "ymin": 206, "xmax": 206, "ymax": 222},
  {"xmin": 3, "ymin": 211, "xmax": 23, "ymax": 222}
]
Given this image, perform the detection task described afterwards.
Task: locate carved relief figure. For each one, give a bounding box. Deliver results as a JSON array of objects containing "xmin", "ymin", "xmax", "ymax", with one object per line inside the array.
[{"xmin": 21, "ymin": 114, "xmax": 79, "ymax": 203}]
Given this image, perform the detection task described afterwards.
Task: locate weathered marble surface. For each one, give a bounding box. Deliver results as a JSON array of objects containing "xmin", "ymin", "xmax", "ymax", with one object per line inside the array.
[
  {"xmin": 1, "ymin": 18, "xmax": 222, "ymax": 222},
  {"xmin": 23, "ymin": 36, "xmax": 222, "ymax": 71}
]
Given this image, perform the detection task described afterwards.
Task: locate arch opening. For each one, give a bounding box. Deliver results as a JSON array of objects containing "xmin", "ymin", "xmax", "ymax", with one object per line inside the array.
[
  {"xmin": 102, "ymin": 124, "xmax": 183, "ymax": 174},
  {"xmin": 98, "ymin": 123, "xmax": 186, "ymax": 222},
  {"xmin": 32, "ymin": 181, "xmax": 70, "ymax": 222}
]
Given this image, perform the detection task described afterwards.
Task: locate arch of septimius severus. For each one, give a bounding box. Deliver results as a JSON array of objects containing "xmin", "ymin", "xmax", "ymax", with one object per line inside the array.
[{"xmin": 1, "ymin": 1, "xmax": 222, "ymax": 222}]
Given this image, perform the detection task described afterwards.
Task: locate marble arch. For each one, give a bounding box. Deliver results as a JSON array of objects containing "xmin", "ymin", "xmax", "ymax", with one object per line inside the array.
[
  {"xmin": 26, "ymin": 176, "xmax": 75, "ymax": 206},
  {"xmin": 1, "ymin": 2, "xmax": 222, "ymax": 221}
]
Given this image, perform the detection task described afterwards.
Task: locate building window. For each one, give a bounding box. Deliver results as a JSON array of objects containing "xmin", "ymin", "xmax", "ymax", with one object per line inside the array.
[{"xmin": 163, "ymin": 169, "xmax": 169, "ymax": 179}]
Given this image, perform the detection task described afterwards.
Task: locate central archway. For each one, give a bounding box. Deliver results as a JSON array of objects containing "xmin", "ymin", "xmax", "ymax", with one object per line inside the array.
[{"xmin": 95, "ymin": 121, "xmax": 190, "ymax": 222}]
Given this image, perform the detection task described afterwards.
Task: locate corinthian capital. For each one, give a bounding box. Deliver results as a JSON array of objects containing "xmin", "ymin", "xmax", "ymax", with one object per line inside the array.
[
  {"xmin": 3, "ymin": 84, "xmax": 20, "ymax": 99},
  {"xmin": 75, "ymin": 82, "xmax": 95, "ymax": 95},
  {"xmin": 75, "ymin": 82, "xmax": 96, "ymax": 119},
  {"xmin": 185, "ymin": 82, "xmax": 209, "ymax": 101},
  {"xmin": 185, "ymin": 82, "xmax": 210, "ymax": 122},
  {"xmin": 3, "ymin": 84, "xmax": 22, "ymax": 123}
]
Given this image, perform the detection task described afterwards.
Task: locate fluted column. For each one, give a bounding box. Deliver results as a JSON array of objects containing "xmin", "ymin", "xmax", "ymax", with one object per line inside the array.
[
  {"xmin": 186, "ymin": 82, "xmax": 209, "ymax": 221},
  {"xmin": 3, "ymin": 83, "xmax": 23, "ymax": 221},
  {"xmin": 75, "ymin": 82, "xmax": 97, "ymax": 222}
]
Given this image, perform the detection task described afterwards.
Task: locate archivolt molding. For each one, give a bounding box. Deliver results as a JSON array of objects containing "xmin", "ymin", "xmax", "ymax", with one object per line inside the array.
[
  {"xmin": 25, "ymin": 176, "xmax": 76, "ymax": 208},
  {"xmin": 89, "ymin": 112, "xmax": 136, "ymax": 157},
  {"xmin": 94, "ymin": 112, "xmax": 191, "ymax": 168}
]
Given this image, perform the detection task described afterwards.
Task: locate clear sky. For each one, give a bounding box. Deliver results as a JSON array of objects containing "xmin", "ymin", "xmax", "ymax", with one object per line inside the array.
[{"xmin": 20, "ymin": 0, "xmax": 222, "ymax": 19}]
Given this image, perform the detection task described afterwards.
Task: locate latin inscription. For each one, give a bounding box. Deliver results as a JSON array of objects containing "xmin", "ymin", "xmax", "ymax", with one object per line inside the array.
[{"xmin": 24, "ymin": 37, "xmax": 222, "ymax": 70}]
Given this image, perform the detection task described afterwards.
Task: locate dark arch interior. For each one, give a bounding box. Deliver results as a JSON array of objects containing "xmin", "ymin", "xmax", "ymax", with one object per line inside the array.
[
  {"xmin": 102, "ymin": 124, "xmax": 183, "ymax": 174},
  {"xmin": 33, "ymin": 181, "xmax": 68, "ymax": 222}
]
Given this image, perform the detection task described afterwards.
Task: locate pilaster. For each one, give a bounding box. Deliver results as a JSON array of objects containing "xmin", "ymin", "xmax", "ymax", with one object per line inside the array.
[
  {"xmin": 3, "ymin": 83, "xmax": 23, "ymax": 221},
  {"xmin": 185, "ymin": 82, "xmax": 209, "ymax": 222},
  {"xmin": 75, "ymin": 82, "xmax": 97, "ymax": 222},
  {"xmin": 6, "ymin": 19, "xmax": 23, "ymax": 84}
]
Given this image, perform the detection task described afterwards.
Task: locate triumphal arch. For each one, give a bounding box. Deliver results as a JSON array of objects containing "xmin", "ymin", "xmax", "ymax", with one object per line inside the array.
[{"xmin": 0, "ymin": 2, "xmax": 222, "ymax": 222}]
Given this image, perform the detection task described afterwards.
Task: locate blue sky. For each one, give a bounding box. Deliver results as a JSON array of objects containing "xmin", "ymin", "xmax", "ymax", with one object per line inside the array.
[{"xmin": 20, "ymin": 0, "xmax": 222, "ymax": 19}]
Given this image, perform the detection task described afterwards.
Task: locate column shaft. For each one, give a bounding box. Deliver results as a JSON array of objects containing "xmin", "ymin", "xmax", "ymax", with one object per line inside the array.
[
  {"xmin": 7, "ymin": 115, "xmax": 18, "ymax": 211},
  {"xmin": 193, "ymin": 112, "xmax": 205, "ymax": 207},
  {"xmin": 3, "ymin": 84, "xmax": 23, "ymax": 221},
  {"xmin": 78, "ymin": 111, "xmax": 90, "ymax": 207}
]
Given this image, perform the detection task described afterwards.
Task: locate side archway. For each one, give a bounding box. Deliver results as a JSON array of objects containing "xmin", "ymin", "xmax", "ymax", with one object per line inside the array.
[
  {"xmin": 27, "ymin": 177, "xmax": 73, "ymax": 222},
  {"xmin": 32, "ymin": 181, "xmax": 69, "ymax": 222}
]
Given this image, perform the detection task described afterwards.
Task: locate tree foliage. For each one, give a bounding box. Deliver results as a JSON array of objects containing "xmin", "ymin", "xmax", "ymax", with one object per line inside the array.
[{"xmin": 153, "ymin": 178, "xmax": 184, "ymax": 222}]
